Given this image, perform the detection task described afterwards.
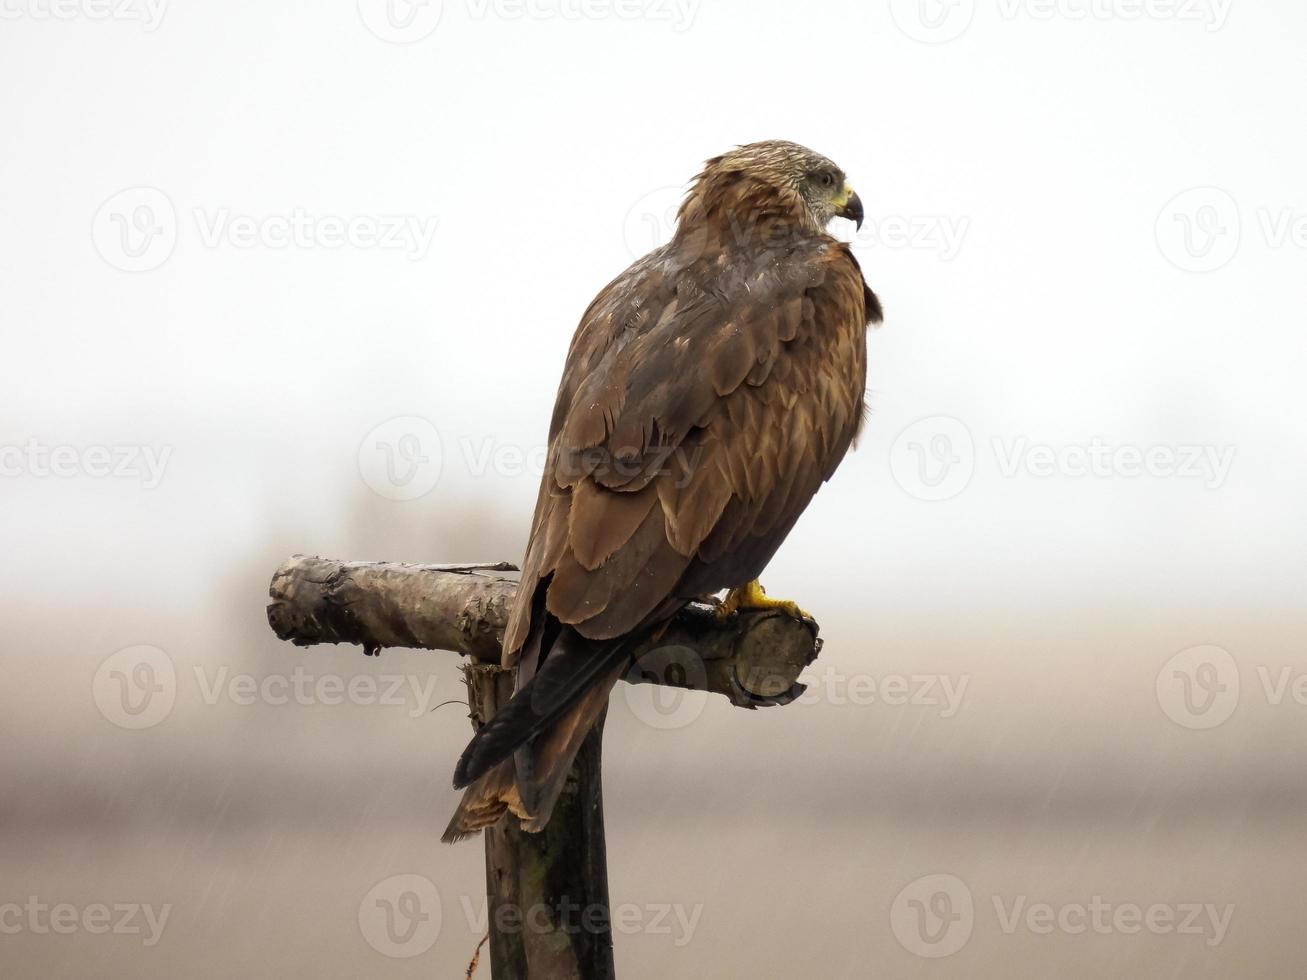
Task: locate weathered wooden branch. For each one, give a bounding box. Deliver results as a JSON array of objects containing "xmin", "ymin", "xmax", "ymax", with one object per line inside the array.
[
  {"xmin": 267, "ymin": 554, "xmax": 823, "ymax": 706},
  {"xmin": 268, "ymin": 555, "xmax": 518, "ymax": 660}
]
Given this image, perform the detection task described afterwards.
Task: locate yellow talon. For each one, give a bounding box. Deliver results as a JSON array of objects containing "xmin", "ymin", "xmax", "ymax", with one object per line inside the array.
[{"xmin": 714, "ymin": 580, "xmax": 811, "ymax": 621}]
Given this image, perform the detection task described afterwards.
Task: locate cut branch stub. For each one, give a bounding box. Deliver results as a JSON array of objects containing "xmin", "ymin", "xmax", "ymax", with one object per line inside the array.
[
  {"xmin": 622, "ymin": 604, "xmax": 821, "ymax": 708},
  {"xmin": 267, "ymin": 555, "xmax": 822, "ymax": 702}
]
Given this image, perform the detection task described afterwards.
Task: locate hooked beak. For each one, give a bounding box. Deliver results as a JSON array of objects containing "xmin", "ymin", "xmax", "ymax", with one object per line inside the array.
[{"xmin": 839, "ymin": 187, "xmax": 865, "ymax": 231}]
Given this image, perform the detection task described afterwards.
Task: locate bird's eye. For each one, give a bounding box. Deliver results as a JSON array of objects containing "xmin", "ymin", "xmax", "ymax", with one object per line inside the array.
[{"xmin": 819, "ymin": 173, "xmax": 836, "ymax": 188}]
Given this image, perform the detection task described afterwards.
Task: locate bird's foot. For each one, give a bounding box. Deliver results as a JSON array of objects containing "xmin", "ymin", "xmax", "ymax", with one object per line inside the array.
[{"xmin": 714, "ymin": 580, "xmax": 810, "ymax": 621}]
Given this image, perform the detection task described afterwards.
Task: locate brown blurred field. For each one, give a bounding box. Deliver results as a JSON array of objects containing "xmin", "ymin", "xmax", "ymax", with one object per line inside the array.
[{"xmin": 4, "ymin": 490, "xmax": 1305, "ymax": 977}]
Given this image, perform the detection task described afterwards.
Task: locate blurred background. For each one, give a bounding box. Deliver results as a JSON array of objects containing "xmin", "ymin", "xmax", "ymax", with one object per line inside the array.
[{"xmin": 3, "ymin": 1, "xmax": 1305, "ymax": 976}]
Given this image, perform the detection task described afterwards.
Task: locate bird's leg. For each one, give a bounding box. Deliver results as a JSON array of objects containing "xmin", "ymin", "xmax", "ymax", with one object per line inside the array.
[{"xmin": 714, "ymin": 580, "xmax": 811, "ymax": 621}]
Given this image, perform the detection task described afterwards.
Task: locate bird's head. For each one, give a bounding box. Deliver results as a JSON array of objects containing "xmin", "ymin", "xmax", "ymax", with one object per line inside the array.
[{"xmin": 681, "ymin": 140, "xmax": 864, "ymax": 240}]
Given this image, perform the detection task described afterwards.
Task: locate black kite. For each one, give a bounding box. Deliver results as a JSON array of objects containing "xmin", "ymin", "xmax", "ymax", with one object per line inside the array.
[{"xmin": 444, "ymin": 140, "xmax": 881, "ymax": 841}]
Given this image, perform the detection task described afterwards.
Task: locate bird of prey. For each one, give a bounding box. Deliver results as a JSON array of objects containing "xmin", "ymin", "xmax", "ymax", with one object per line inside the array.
[{"xmin": 444, "ymin": 140, "xmax": 881, "ymax": 842}]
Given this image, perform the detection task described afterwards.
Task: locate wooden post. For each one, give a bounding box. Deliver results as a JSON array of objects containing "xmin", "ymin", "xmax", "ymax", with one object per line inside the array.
[
  {"xmin": 467, "ymin": 665, "xmax": 614, "ymax": 979},
  {"xmin": 266, "ymin": 554, "xmax": 822, "ymax": 979}
]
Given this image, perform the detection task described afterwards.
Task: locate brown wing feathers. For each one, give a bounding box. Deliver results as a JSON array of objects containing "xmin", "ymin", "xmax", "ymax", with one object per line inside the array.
[{"xmin": 446, "ymin": 234, "xmax": 875, "ymax": 839}]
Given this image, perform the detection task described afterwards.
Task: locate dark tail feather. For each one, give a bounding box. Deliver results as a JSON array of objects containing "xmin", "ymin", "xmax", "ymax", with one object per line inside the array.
[
  {"xmin": 442, "ymin": 660, "xmax": 624, "ymax": 843},
  {"xmin": 440, "ymin": 756, "xmax": 522, "ymax": 844},
  {"xmin": 452, "ymin": 628, "xmax": 630, "ymax": 790}
]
